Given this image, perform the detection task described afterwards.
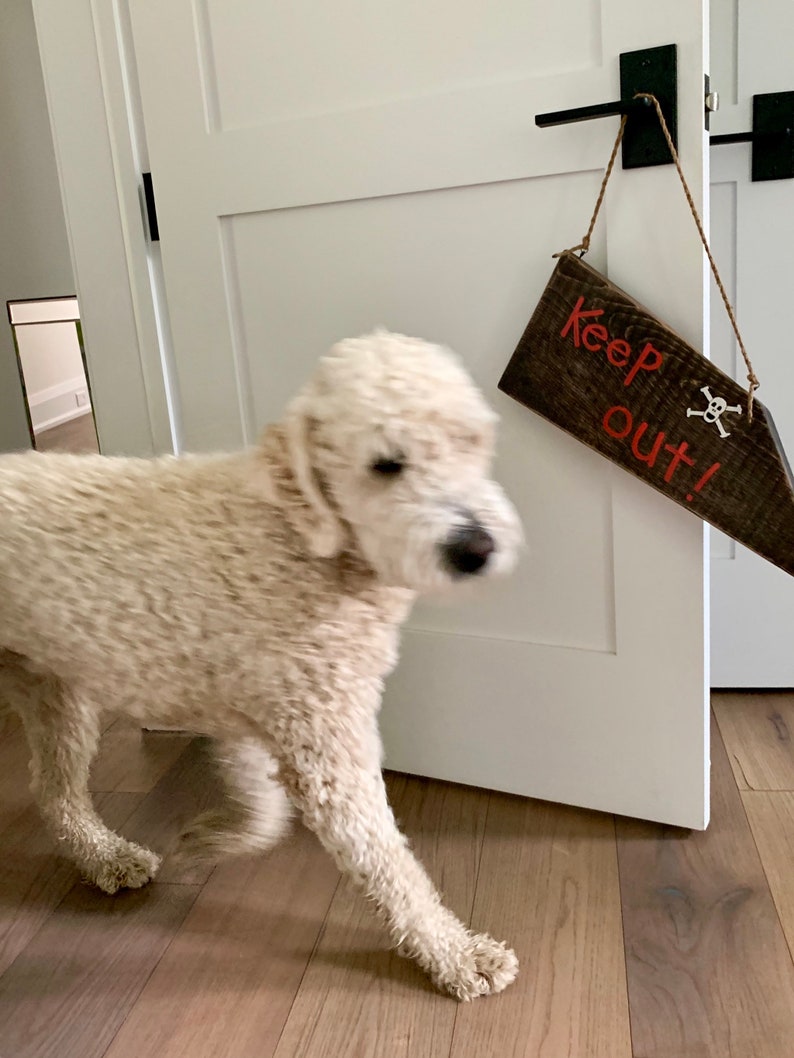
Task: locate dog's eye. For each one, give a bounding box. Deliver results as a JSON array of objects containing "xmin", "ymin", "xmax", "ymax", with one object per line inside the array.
[{"xmin": 370, "ymin": 457, "xmax": 405, "ymax": 477}]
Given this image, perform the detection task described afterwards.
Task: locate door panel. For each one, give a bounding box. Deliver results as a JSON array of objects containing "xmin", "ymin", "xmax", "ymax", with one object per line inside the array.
[
  {"xmin": 223, "ymin": 173, "xmax": 616, "ymax": 652},
  {"xmin": 199, "ymin": 0, "xmax": 603, "ymax": 129},
  {"xmin": 710, "ymin": 0, "xmax": 794, "ymax": 687},
  {"xmin": 127, "ymin": 0, "xmax": 709, "ymax": 825}
]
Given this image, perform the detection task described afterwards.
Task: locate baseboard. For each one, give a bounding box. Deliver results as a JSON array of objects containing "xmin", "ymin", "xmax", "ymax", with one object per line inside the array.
[
  {"xmin": 34, "ymin": 407, "xmax": 94, "ymax": 433},
  {"xmin": 29, "ymin": 376, "xmax": 92, "ymax": 432}
]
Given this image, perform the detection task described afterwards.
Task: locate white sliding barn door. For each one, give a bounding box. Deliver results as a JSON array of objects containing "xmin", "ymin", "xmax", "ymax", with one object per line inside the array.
[
  {"xmin": 59, "ymin": 1, "xmax": 712, "ymax": 826},
  {"xmin": 710, "ymin": 0, "xmax": 794, "ymax": 688}
]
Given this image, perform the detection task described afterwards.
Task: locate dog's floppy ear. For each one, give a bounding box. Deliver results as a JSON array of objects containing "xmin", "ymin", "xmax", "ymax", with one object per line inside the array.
[{"xmin": 282, "ymin": 395, "xmax": 345, "ymax": 559}]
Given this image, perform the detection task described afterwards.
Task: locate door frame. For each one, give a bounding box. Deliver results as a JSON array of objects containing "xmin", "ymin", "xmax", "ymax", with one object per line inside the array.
[{"xmin": 32, "ymin": 0, "xmax": 176, "ymax": 457}]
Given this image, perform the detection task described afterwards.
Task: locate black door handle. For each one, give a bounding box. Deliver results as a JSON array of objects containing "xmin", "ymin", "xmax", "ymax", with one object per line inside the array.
[
  {"xmin": 534, "ymin": 44, "xmax": 678, "ymax": 170},
  {"xmin": 710, "ymin": 92, "xmax": 794, "ymax": 181},
  {"xmin": 535, "ymin": 95, "xmax": 654, "ymax": 128}
]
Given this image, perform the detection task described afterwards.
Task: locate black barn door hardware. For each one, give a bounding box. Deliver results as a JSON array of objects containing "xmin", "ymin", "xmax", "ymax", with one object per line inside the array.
[
  {"xmin": 710, "ymin": 92, "xmax": 794, "ymax": 181},
  {"xmin": 142, "ymin": 172, "xmax": 160, "ymax": 242},
  {"xmin": 535, "ymin": 44, "xmax": 677, "ymax": 170}
]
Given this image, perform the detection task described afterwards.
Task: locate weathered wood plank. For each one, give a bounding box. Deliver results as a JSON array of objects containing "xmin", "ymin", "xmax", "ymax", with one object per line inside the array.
[{"xmin": 499, "ymin": 252, "xmax": 794, "ymax": 576}]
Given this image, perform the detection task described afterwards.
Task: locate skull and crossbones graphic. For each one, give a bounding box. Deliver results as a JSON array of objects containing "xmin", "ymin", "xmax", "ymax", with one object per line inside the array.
[{"xmin": 686, "ymin": 385, "xmax": 742, "ymax": 439}]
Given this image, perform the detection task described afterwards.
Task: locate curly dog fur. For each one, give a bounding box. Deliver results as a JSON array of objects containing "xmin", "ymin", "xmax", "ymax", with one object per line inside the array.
[{"xmin": 0, "ymin": 330, "xmax": 522, "ymax": 1000}]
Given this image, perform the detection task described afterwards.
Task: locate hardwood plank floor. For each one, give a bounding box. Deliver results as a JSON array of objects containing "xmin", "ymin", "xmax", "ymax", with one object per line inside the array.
[
  {"xmin": 0, "ymin": 793, "xmax": 142, "ymax": 976},
  {"xmin": 102, "ymin": 825, "xmax": 340, "ymax": 1058},
  {"xmin": 714, "ymin": 691, "xmax": 794, "ymax": 791},
  {"xmin": 0, "ymin": 880, "xmax": 200, "ymax": 1058},
  {"xmin": 2, "ymin": 695, "xmax": 794, "ymax": 1056},
  {"xmin": 272, "ymin": 774, "xmax": 489, "ymax": 1058},
  {"xmin": 35, "ymin": 412, "xmax": 99, "ymax": 454},
  {"xmin": 0, "ymin": 716, "xmax": 36, "ymax": 832},
  {"xmin": 89, "ymin": 718, "xmax": 192, "ymax": 794},
  {"xmin": 617, "ymin": 715, "xmax": 794, "ymax": 1058},
  {"xmin": 741, "ymin": 790, "xmax": 794, "ymax": 954},
  {"xmin": 451, "ymin": 796, "xmax": 632, "ymax": 1058},
  {"xmin": 111, "ymin": 736, "xmax": 226, "ymax": 886}
]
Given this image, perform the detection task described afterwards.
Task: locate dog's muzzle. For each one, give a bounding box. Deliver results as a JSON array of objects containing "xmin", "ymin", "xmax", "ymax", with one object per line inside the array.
[{"xmin": 441, "ymin": 525, "xmax": 496, "ymax": 576}]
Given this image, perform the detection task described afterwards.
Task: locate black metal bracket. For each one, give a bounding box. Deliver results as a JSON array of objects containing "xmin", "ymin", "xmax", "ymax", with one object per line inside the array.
[
  {"xmin": 142, "ymin": 172, "xmax": 160, "ymax": 242},
  {"xmin": 535, "ymin": 44, "xmax": 677, "ymax": 170},
  {"xmin": 711, "ymin": 92, "xmax": 794, "ymax": 181}
]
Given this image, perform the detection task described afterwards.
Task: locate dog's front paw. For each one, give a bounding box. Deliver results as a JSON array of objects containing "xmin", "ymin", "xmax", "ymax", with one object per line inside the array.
[
  {"xmin": 88, "ymin": 842, "xmax": 162, "ymax": 894},
  {"xmin": 435, "ymin": 933, "xmax": 519, "ymax": 1001}
]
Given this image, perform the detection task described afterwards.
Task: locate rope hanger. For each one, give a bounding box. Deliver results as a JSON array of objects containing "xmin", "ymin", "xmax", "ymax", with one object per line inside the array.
[{"xmin": 554, "ymin": 92, "xmax": 760, "ymax": 420}]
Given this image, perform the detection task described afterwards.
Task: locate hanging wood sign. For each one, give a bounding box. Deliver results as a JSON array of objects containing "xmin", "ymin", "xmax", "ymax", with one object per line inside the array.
[{"xmin": 499, "ymin": 251, "xmax": 794, "ymax": 577}]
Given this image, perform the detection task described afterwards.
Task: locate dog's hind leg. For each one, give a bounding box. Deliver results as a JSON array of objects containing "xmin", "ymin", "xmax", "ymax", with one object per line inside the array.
[
  {"xmin": 9, "ymin": 662, "xmax": 161, "ymax": 894},
  {"xmin": 178, "ymin": 737, "xmax": 292, "ymax": 862}
]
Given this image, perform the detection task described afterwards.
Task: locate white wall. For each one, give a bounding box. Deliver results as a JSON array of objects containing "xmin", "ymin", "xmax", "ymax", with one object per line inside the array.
[
  {"xmin": 0, "ymin": 0, "xmax": 75, "ymax": 451},
  {"xmin": 17, "ymin": 322, "xmax": 83, "ymax": 395},
  {"xmin": 15, "ymin": 322, "xmax": 91, "ymax": 431}
]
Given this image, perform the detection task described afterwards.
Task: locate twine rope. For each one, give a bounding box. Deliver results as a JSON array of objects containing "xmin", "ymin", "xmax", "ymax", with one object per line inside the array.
[{"xmin": 555, "ymin": 92, "xmax": 760, "ymax": 419}]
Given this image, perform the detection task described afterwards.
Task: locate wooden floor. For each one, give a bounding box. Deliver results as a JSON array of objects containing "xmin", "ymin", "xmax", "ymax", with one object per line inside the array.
[
  {"xmin": 1, "ymin": 694, "xmax": 794, "ymax": 1057},
  {"xmin": 35, "ymin": 412, "xmax": 99, "ymax": 454}
]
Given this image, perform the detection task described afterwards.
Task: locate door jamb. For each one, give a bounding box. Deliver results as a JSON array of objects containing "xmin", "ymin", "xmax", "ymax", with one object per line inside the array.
[{"xmin": 32, "ymin": 0, "xmax": 178, "ymax": 456}]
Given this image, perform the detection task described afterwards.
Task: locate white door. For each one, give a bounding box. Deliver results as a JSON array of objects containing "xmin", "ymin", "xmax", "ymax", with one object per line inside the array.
[
  {"xmin": 105, "ymin": 2, "xmax": 710, "ymax": 825},
  {"xmin": 710, "ymin": 0, "xmax": 794, "ymax": 687}
]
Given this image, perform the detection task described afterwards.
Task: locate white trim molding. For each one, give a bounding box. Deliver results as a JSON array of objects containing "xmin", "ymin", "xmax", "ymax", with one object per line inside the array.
[
  {"xmin": 29, "ymin": 376, "xmax": 92, "ymax": 433},
  {"xmin": 32, "ymin": 0, "xmax": 177, "ymax": 456}
]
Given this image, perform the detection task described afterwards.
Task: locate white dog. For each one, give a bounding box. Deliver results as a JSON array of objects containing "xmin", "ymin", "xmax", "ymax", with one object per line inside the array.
[{"xmin": 0, "ymin": 330, "xmax": 522, "ymax": 1000}]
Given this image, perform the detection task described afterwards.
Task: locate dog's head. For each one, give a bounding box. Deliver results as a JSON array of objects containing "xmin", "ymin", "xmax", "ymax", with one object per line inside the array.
[{"xmin": 260, "ymin": 330, "xmax": 523, "ymax": 594}]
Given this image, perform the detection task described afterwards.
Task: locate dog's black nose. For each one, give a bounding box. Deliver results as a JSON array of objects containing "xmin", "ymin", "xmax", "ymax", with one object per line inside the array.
[{"xmin": 442, "ymin": 526, "xmax": 496, "ymax": 575}]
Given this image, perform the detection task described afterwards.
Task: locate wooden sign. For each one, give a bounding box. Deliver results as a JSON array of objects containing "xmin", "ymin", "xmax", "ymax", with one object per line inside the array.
[{"xmin": 499, "ymin": 251, "xmax": 794, "ymax": 577}]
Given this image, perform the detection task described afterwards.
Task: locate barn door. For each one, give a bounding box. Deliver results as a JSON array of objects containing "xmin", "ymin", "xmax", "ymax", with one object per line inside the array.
[{"xmin": 117, "ymin": 1, "xmax": 709, "ymax": 825}]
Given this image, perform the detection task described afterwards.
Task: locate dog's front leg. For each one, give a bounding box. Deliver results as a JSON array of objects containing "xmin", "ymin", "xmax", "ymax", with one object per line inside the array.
[{"xmin": 266, "ymin": 705, "xmax": 517, "ymax": 1000}]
